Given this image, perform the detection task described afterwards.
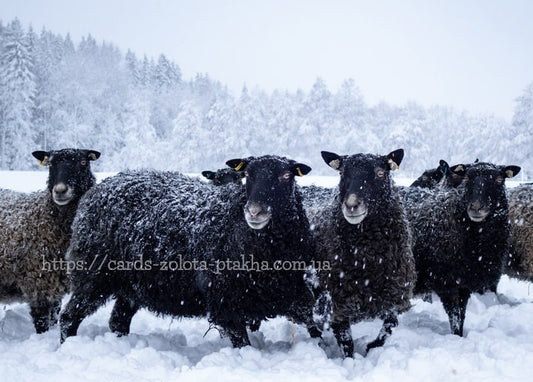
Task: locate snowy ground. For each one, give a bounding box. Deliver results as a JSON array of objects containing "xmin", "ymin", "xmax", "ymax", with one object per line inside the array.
[{"xmin": 1, "ymin": 171, "xmax": 532, "ymax": 382}]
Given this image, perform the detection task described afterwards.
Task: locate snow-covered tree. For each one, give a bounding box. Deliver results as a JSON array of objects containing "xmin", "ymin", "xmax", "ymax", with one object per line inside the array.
[
  {"xmin": 511, "ymin": 83, "xmax": 533, "ymax": 177},
  {"xmin": 0, "ymin": 19, "xmax": 36, "ymax": 169},
  {"xmin": 0, "ymin": 17, "xmax": 528, "ymax": 179}
]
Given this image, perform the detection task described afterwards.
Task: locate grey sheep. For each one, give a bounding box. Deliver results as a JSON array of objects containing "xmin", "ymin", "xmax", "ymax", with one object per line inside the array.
[
  {"xmin": 505, "ymin": 184, "xmax": 533, "ymax": 282},
  {"xmin": 0, "ymin": 149, "xmax": 100, "ymax": 333}
]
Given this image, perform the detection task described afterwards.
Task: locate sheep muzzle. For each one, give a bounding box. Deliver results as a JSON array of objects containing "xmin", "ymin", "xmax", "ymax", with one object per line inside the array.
[
  {"xmin": 467, "ymin": 201, "xmax": 490, "ymax": 222},
  {"xmin": 341, "ymin": 194, "xmax": 368, "ymax": 224},
  {"xmin": 52, "ymin": 183, "xmax": 75, "ymax": 206},
  {"xmin": 244, "ymin": 202, "xmax": 272, "ymax": 230}
]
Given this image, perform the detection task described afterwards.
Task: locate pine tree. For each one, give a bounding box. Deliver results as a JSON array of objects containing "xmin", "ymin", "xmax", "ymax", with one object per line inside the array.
[
  {"xmin": 511, "ymin": 83, "xmax": 533, "ymax": 178},
  {"xmin": 155, "ymin": 54, "xmax": 182, "ymax": 89},
  {"xmin": 125, "ymin": 50, "xmax": 142, "ymax": 87},
  {"xmin": 0, "ymin": 19, "xmax": 36, "ymax": 169}
]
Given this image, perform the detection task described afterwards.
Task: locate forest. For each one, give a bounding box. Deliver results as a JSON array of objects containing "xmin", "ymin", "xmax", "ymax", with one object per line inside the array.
[{"xmin": 0, "ymin": 18, "xmax": 531, "ymax": 177}]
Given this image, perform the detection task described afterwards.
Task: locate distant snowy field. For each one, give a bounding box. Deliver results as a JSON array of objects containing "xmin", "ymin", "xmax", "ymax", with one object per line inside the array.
[{"xmin": 1, "ymin": 171, "xmax": 532, "ymax": 382}]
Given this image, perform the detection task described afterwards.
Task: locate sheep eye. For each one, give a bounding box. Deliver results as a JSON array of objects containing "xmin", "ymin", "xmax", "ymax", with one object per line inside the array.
[
  {"xmin": 244, "ymin": 171, "xmax": 249, "ymax": 177},
  {"xmin": 280, "ymin": 171, "xmax": 291, "ymax": 181},
  {"xmin": 80, "ymin": 160, "xmax": 87, "ymax": 166}
]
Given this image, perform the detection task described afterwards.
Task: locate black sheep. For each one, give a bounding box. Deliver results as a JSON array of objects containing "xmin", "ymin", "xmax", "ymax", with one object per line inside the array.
[
  {"xmin": 410, "ymin": 160, "xmax": 450, "ymax": 188},
  {"xmin": 60, "ymin": 155, "xmax": 318, "ymax": 347},
  {"xmin": 201, "ymin": 168, "xmax": 244, "ymax": 185},
  {"xmin": 404, "ymin": 162, "xmax": 520, "ymax": 336},
  {"xmin": 311, "ymin": 149, "xmax": 416, "ymax": 357}
]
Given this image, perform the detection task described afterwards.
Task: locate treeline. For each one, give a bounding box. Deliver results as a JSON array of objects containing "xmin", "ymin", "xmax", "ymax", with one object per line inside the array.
[{"xmin": 0, "ymin": 18, "xmax": 531, "ymax": 177}]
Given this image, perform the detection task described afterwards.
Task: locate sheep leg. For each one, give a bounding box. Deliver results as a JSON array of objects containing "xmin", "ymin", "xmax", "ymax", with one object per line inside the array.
[
  {"xmin": 109, "ymin": 296, "xmax": 139, "ymax": 336},
  {"xmin": 287, "ymin": 302, "xmax": 323, "ymax": 339},
  {"xmin": 331, "ymin": 319, "xmax": 354, "ymax": 358},
  {"xmin": 60, "ymin": 290, "xmax": 110, "ymax": 343},
  {"xmin": 248, "ymin": 320, "xmax": 261, "ymax": 332},
  {"xmin": 439, "ymin": 289, "xmax": 470, "ymax": 336},
  {"xmin": 366, "ymin": 312, "xmax": 398, "ymax": 352},
  {"xmin": 29, "ymin": 299, "xmax": 61, "ymax": 333},
  {"xmin": 225, "ymin": 324, "xmax": 251, "ymax": 348}
]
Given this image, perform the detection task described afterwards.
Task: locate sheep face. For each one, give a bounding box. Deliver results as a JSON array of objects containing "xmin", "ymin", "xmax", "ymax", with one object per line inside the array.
[
  {"xmin": 32, "ymin": 149, "xmax": 101, "ymax": 206},
  {"xmin": 462, "ymin": 162, "xmax": 520, "ymax": 222},
  {"xmin": 410, "ymin": 160, "xmax": 449, "ymax": 188},
  {"xmin": 201, "ymin": 168, "xmax": 244, "ymax": 186},
  {"xmin": 226, "ymin": 156, "xmax": 311, "ymax": 230},
  {"xmin": 321, "ymin": 149, "xmax": 404, "ymax": 225}
]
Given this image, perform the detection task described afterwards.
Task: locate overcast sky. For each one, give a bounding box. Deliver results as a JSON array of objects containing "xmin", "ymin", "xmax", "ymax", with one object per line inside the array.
[{"xmin": 2, "ymin": 0, "xmax": 532, "ymax": 119}]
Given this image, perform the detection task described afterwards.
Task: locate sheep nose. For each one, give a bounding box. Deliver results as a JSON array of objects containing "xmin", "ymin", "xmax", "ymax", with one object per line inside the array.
[
  {"xmin": 469, "ymin": 201, "xmax": 484, "ymax": 212},
  {"xmin": 53, "ymin": 183, "xmax": 68, "ymax": 195},
  {"xmin": 344, "ymin": 194, "xmax": 360, "ymax": 209},
  {"xmin": 247, "ymin": 204, "xmax": 263, "ymax": 217}
]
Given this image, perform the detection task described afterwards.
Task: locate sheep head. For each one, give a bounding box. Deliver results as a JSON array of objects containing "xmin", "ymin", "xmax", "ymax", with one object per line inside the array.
[
  {"xmin": 226, "ymin": 155, "xmax": 311, "ymax": 230},
  {"xmin": 201, "ymin": 168, "xmax": 244, "ymax": 186},
  {"xmin": 321, "ymin": 149, "xmax": 404, "ymax": 225},
  {"xmin": 462, "ymin": 162, "xmax": 520, "ymax": 222},
  {"xmin": 410, "ymin": 159, "xmax": 450, "ymax": 188},
  {"xmin": 32, "ymin": 149, "xmax": 100, "ymax": 206}
]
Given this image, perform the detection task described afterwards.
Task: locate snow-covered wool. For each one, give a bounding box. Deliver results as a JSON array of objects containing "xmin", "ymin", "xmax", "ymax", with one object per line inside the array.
[
  {"xmin": 0, "ymin": 149, "xmax": 100, "ymax": 333},
  {"xmin": 505, "ymin": 184, "xmax": 533, "ymax": 282},
  {"xmin": 311, "ymin": 149, "xmax": 416, "ymax": 358},
  {"xmin": 300, "ymin": 184, "xmax": 336, "ymax": 213},
  {"xmin": 60, "ymin": 155, "xmax": 318, "ymax": 347},
  {"xmin": 404, "ymin": 161, "xmax": 520, "ymax": 336},
  {"xmin": 201, "ymin": 168, "xmax": 244, "ymax": 185}
]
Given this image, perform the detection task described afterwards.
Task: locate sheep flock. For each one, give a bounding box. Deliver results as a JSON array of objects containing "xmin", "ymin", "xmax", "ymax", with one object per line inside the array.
[{"xmin": 0, "ymin": 147, "xmax": 531, "ymax": 359}]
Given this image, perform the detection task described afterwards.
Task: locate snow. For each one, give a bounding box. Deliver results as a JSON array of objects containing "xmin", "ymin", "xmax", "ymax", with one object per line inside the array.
[{"xmin": 1, "ymin": 172, "xmax": 533, "ymax": 381}]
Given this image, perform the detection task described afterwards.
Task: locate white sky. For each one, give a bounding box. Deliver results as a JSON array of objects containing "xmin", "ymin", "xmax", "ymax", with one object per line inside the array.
[{"xmin": 1, "ymin": 0, "xmax": 532, "ymax": 119}]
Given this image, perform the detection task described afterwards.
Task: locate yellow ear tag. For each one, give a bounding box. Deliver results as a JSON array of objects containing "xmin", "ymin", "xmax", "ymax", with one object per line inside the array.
[
  {"xmin": 455, "ymin": 165, "xmax": 464, "ymax": 173},
  {"xmin": 39, "ymin": 161, "xmax": 44, "ymax": 166},
  {"xmin": 329, "ymin": 159, "xmax": 341, "ymax": 170},
  {"xmin": 234, "ymin": 161, "xmax": 244, "ymax": 171},
  {"xmin": 505, "ymin": 169, "xmax": 514, "ymax": 178},
  {"xmin": 296, "ymin": 167, "xmax": 304, "ymax": 177},
  {"xmin": 388, "ymin": 158, "xmax": 400, "ymax": 171}
]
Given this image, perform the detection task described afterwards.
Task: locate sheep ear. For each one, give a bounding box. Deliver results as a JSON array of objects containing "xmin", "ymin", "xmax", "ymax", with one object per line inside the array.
[
  {"xmin": 226, "ymin": 158, "xmax": 248, "ymax": 172},
  {"xmin": 321, "ymin": 151, "xmax": 342, "ymax": 170},
  {"xmin": 32, "ymin": 151, "xmax": 50, "ymax": 166},
  {"xmin": 292, "ymin": 163, "xmax": 312, "ymax": 177},
  {"xmin": 387, "ymin": 149, "xmax": 404, "ymax": 171},
  {"xmin": 87, "ymin": 150, "xmax": 101, "ymax": 161},
  {"xmin": 202, "ymin": 171, "xmax": 216, "ymax": 180},
  {"xmin": 450, "ymin": 164, "xmax": 466, "ymax": 176},
  {"xmin": 503, "ymin": 165, "xmax": 521, "ymax": 179},
  {"xmin": 438, "ymin": 160, "xmax": 449, "ymax": 175}
]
